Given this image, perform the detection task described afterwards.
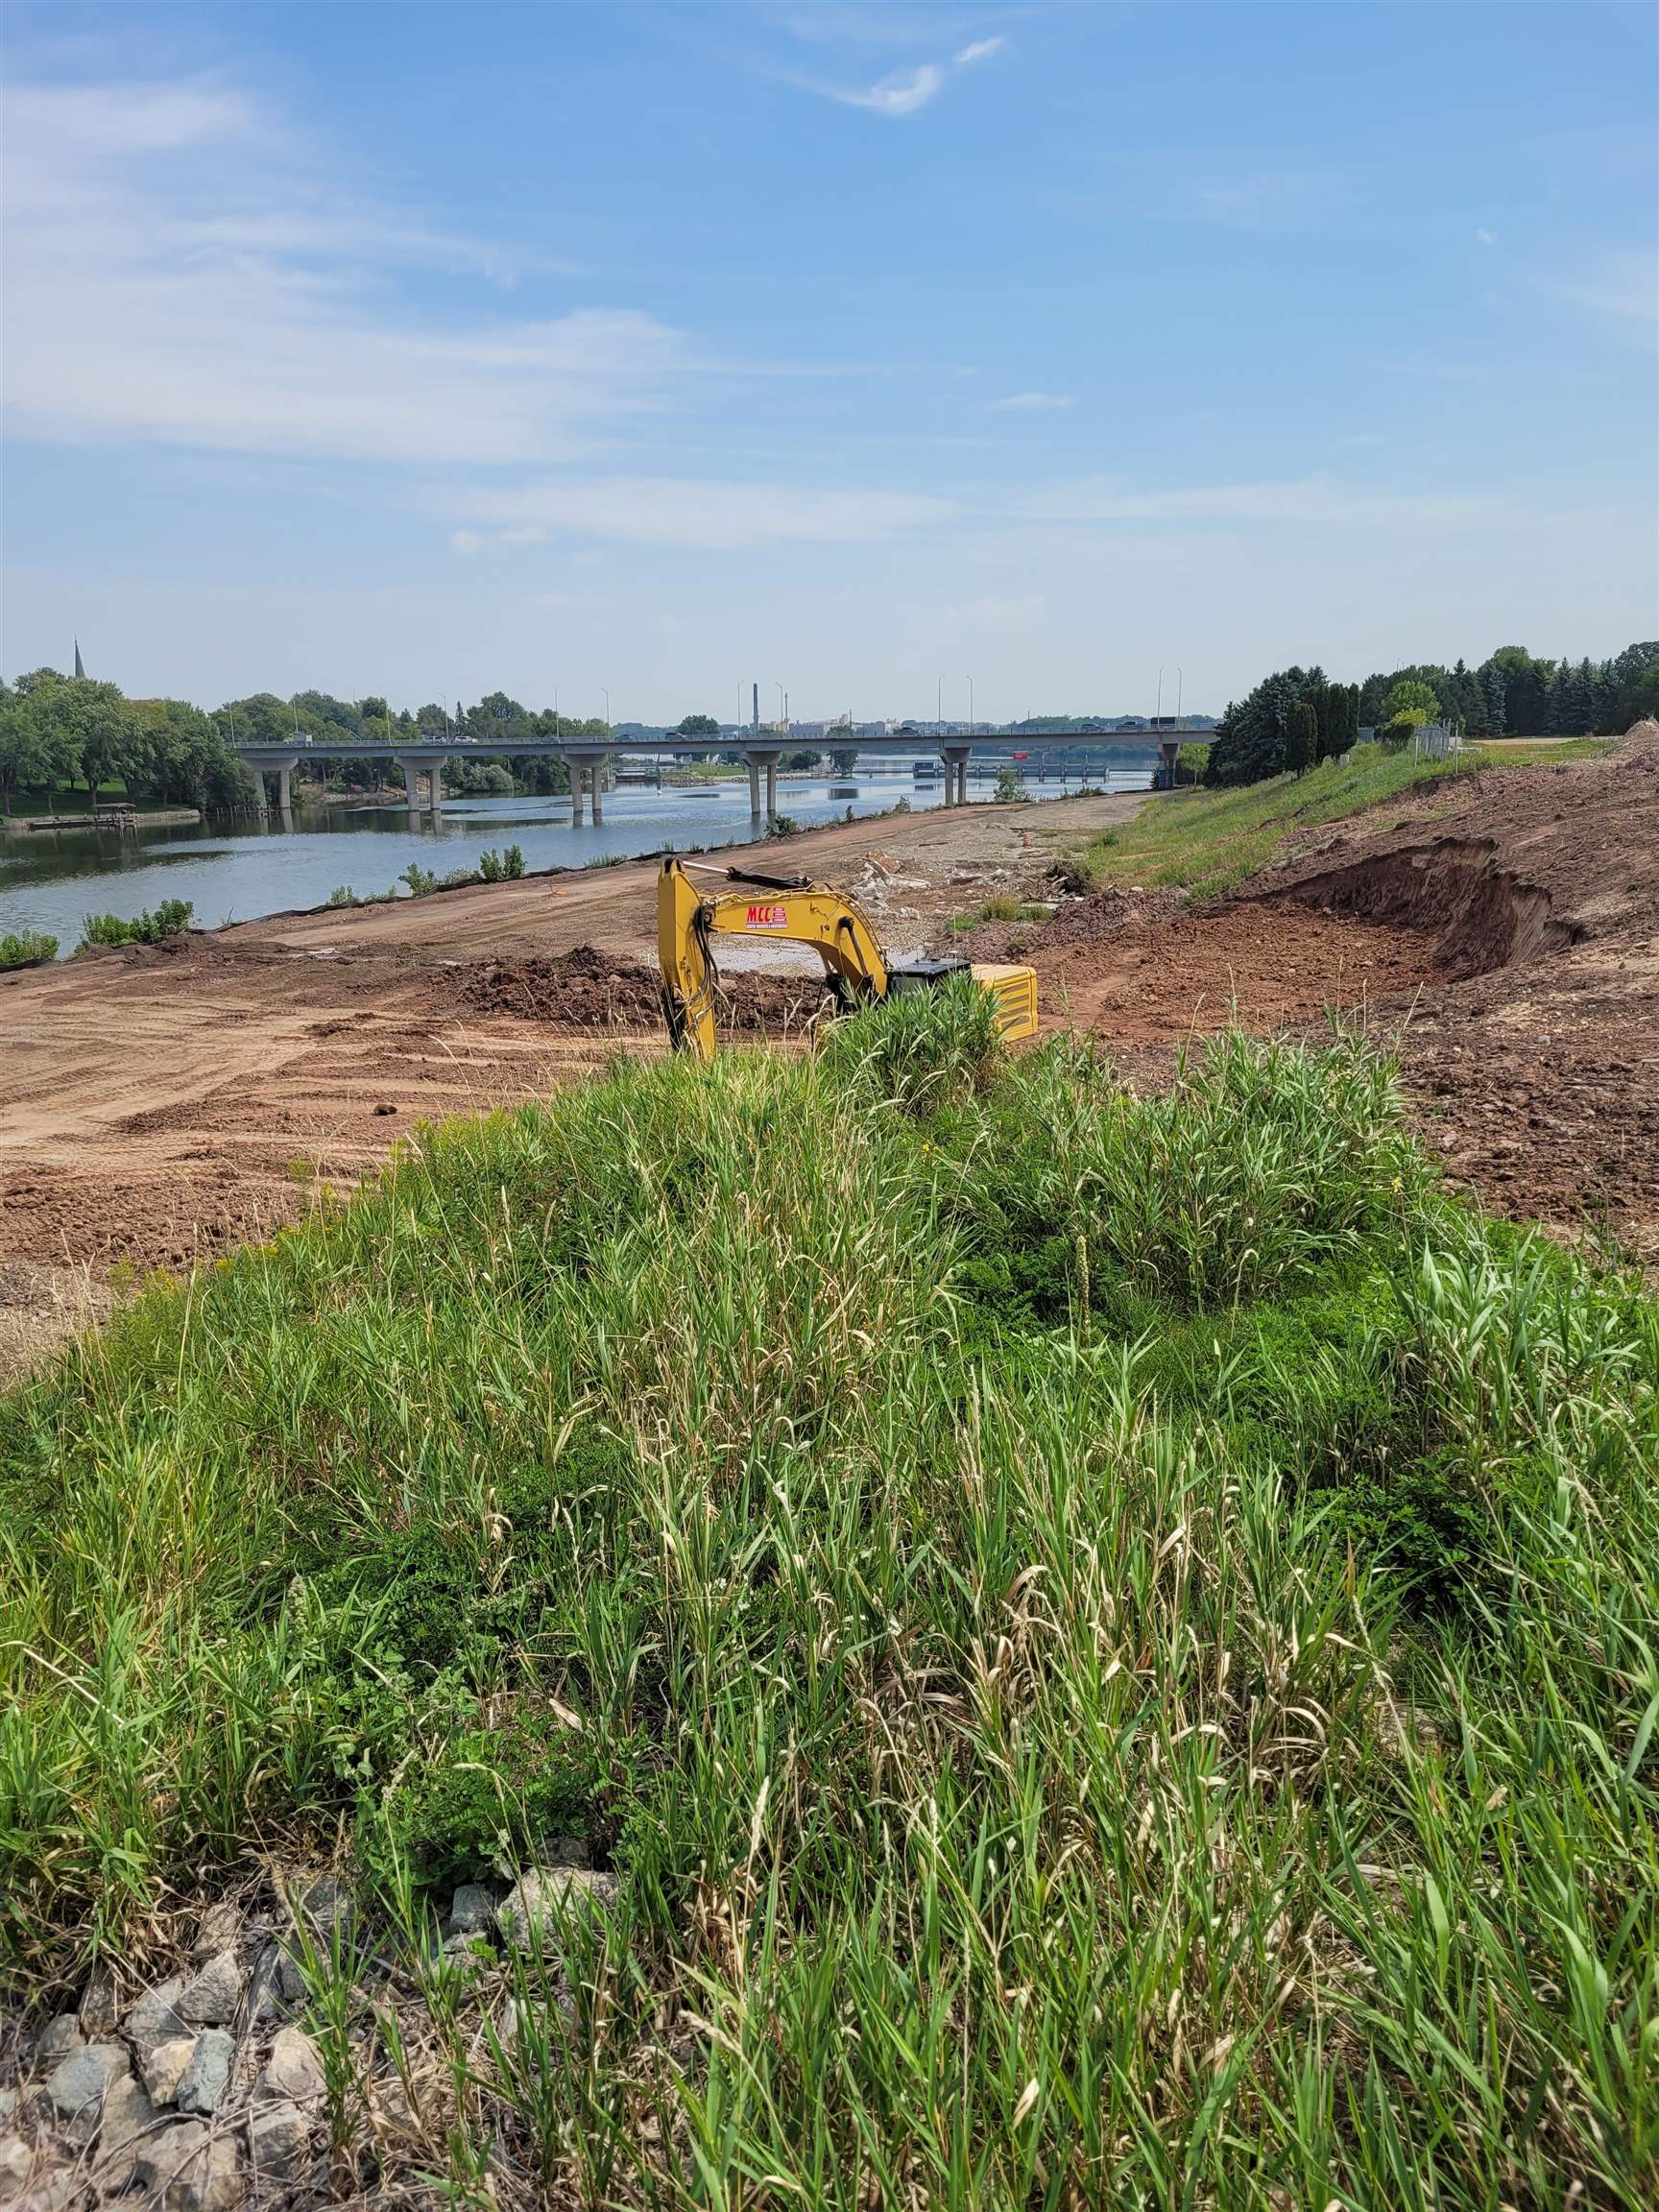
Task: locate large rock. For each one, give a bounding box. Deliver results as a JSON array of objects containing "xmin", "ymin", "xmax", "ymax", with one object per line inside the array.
[
  {"xmin": 247, "ymin": 2102, "xmax": 311, "ymax": 2183},
  {"xmin": 447, "ymin": 1884, "xmax": 495, "ymax": 1936},
  {"xmin": 190, "ymin": 1902, "xmax": 244, "ymax": 1960},
  {"xmin": 177, "ymin": 1951, "xmax": 242, "ymax": 2028},
  {"xmin": 13, "ymin": 2170, "xmax": 84, "ymax": 2212},
  {"xmin": 35, "ymin": 2015, "xmax": 84, "ymax": 2065},
  {"xmin": 78, "ymin": 1968, "xmax": 119, "ymax": 2042},
  {"xmin": 494, "ymin": 1867, "xmax": 617, "ymax": 1953},
  {"xmin": 258, "ymin": 2028, "xmax": 325, "ymax": 2107},
  {"xmin": 132, "ymin": 2121, "xmax": 241, "ymax": 2212},
  {"xmin": 123, "ymin": 1977, "xmax": 188, "ymax": 2054},
  {"xmin": 175, "ymin": 2030, "xmax": 233, "ymax": 2116},
  {"xmin": 245, "ymin": 1943, "xmax": 292, "ymax": 2028},
  {"xmin": 44, "ymin": 2042, "xmax": 129, "ymax": 2144},
  {"xmin": 142, "ymin": 2036, "xmax": 199, "ymax": 2106},
  {"xmin": 93, "ymin": 2074, "xmax": 157, "ymax": 2192},
  {"xmin": 0, "ymin": 2137, "xmax": 32, "ymax": 2195},
  {"xmin": 291, "ymin": 1875, "xmax": 354, "ymax": 1944}
]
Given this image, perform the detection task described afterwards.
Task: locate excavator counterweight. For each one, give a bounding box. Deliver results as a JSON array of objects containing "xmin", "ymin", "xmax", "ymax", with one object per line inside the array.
[{"xmin": 657, "ymin": 854, "xmax": 1038, "ymax": 1060}]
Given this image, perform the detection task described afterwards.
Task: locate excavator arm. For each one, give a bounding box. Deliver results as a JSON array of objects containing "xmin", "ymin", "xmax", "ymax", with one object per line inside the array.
[
  {"xmin": 658, "ymin": 854, "xmax": 1037, "ymax": 1060},
  {"xmin": 658, "ymin": 855, "xmax": 889, "ymax": 1059}
]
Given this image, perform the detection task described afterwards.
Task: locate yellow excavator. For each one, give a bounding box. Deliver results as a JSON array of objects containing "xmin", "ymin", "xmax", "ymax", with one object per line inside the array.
[{"xmin": 657, "ymin": 854, "xmax": 1038, "ymax": 1060}]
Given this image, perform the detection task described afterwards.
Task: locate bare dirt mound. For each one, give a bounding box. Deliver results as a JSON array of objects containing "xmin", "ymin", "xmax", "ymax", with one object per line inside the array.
[
  {"xmin": 1264, "ymin": 837, "xmax": 1584, "ymax": 977},
  {"xmin": 454, "ymin": 945, "xmax": 830, "ymax": 1034}
]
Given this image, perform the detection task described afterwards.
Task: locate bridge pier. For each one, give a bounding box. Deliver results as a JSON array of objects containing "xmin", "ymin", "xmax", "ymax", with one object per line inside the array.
[
  {"xmin": 394, "ymin": 754, "xmax": 444, "ymax": 819},
  {"xmin": 941, "ymin": 745, "xmax": 972, "ymax": 806},
  {"xmin": 563, "ymin": 751, "xmax": 613, "ymax": 828},
  {"xmin": 743, "ymin": 748, "xmax": 782, "ymax": 824}
]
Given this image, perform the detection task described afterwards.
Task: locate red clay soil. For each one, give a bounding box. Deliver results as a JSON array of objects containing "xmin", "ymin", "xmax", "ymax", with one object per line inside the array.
[
  {"xmin": 958, "ymin": 725, "xmax": 1659, "ymax": 1255},
  {"xmin": 2, "ymin": 745, "xmax": 1655, "ymax": 1377}
]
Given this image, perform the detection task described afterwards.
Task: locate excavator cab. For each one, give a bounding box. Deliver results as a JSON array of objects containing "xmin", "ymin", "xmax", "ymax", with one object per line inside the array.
[{"xmin": 657, "ymin": 854, "xmax": 1038, "ymax": 1060}]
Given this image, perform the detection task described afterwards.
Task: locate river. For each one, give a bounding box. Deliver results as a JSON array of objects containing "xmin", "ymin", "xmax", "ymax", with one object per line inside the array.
[{"xmin": 0, "ymin": 754, "xmax": 1157, "ymax": 951}]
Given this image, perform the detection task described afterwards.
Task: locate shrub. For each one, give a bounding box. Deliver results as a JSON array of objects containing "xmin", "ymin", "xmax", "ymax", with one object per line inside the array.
[
  {"xmin": 477, "ymin": 845, "xmax": 526, "ymax": 883},
  {"xmin": 77, "ymin": 900, "xmax": 193, "ymax": 950},
  {"xmin": 822, "ymin": 974, "xmax": 1005, "ymax": 1114},
  {"xmin": 995, "ymin": 765, "xmax": 1030, "ymax": 802},
  {"xmin": 766, "ymin": 813, "xmax": 802, "ymax": 839},
  {"xmin": 324, "ymin": 886, "xmax": 361, "ymax": 909},
  {"xmin": 0, "ymin": 929, "xmax": 58, "ymax": 969}
]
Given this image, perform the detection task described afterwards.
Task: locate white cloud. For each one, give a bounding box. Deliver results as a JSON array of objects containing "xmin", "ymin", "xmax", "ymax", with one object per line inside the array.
[
  {"xmin": 1, "ymin": 75, "xmax": 675, "ymax": 465},
  {"xmin": 813, "ymin": 62, "xmax": 946, "ymax": 117},
  {"xmin": 991, "ymin": 391, "xmax": 1073, "ymax": 412},
  {"xmin": 788, "ymin": 29, "xmax": 1007, "ymax": 118},
  {"xmin": 1476, "ymin": 228, "xmax": 1498, "ymax": 246},
  {"xmin": 451, "ymin": 470, "xmax": 1520, "ymax": 554}
]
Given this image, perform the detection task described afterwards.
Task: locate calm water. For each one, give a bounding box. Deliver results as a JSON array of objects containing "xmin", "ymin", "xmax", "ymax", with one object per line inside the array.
[{"xmin": 0, "ymin": 755, "xmax": 1156, "ymax": 952}]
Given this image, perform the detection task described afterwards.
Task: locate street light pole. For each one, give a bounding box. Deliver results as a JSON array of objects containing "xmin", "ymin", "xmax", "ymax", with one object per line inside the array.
[
  {"xmin": 601, "ymin": 687, "xmax": 611, "ymax": 729},
  {"xmin": 1156, "ymin": 664, "xmax": 1166, "ymax": 727},
  {"xmin": 966, "ymin": 675, "xmax": 974, "ymax": 734},
  {"xmin": 1173, "ymin": 668, "xmax": 1183, "ymax": 729}
]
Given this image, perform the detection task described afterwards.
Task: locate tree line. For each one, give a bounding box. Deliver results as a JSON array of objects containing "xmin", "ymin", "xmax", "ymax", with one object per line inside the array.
[
  {"xmin": 0, "ymin": 675, "xmax": 619, "ymax": 813},
  {"xmin": 1206, "ymin": 640, "xmax": 1658, "ymax": 788}
]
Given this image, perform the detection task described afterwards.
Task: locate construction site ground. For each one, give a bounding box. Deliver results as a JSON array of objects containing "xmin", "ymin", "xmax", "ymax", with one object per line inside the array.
[{"xmin": 4, "ymin": 730, "xmax": 1656, "ymax": 1376}]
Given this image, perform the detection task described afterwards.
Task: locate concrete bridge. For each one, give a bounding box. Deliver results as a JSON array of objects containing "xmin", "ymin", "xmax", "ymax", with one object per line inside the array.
[{"xmin": 229, "ymin": 726, "xmax": 1210, "ymax": 827}]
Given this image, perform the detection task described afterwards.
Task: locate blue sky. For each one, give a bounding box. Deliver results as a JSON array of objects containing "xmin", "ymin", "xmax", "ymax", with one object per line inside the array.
[{"xmin": 2, "ymin": 1, "xmax": 1654, "ymax": 724}]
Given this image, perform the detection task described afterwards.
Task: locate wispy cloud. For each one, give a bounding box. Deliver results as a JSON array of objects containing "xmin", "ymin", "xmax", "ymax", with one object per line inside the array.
[
  {"xmin": 787, "ymin": 30, "xmax": 1008, "ymax": 118},
  {"xmin": 1476, "ymin": 228, "xmax": 1498, "ymax": 246},
  {"xmin": 991, "ymin": 391, "xmax": 1073, "ymax": 412},
  {"xmin": 454, "ymin": 470, "xmax": 1516, "ymax": 553},
  {"xmin": 824, "ymin": 63, "xmax": 945, "ymax": 118},
  {"xmin": 1, "ymin": 74, "xmax": 671, "ymax": 465}
]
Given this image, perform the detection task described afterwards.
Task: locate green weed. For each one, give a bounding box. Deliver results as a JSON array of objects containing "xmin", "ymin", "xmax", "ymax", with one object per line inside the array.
[{"xmin": 1, "ymin": 1005, "xmax": 1655, "ymax": 2205}]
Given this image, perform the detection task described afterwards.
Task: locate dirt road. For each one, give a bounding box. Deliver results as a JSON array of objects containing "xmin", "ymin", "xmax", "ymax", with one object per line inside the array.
[{"xmin": 4, "ymin": 741, "xmax": 1656, "ymax": 1374}]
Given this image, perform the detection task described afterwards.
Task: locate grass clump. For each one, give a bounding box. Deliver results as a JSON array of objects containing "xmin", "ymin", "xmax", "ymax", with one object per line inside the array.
[
  {"xmin": 1078, "ymin": 739, "xmax": 1492, "ymax": 901},
  {"xmin": 0, "ymin": 928, "xmax": 58, "ymax": 969},
  {"xmin": 76, "ymin": 898, "xmax": 192, "ymax": 950},
  {"xmin": 2, "ymin": 1001, "xmax": 1656, "ymax": 2205}
]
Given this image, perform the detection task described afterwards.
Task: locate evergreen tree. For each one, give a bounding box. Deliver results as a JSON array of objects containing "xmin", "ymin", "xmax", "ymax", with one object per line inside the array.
[
  {"xmin": 1480, "ymin": 662, "xmax": 1507, "ymax": 734},
  {"xmin": 1569, "ymin": 658, "xmax": 1597, "ymax": 735},
  {"xmin": 1284, "ymin": 700, "xmax": 1316, "ymax": 776},
  {"xmin": 1545, "ymin": 660, "xmax": 1574, "ymax": 734}
]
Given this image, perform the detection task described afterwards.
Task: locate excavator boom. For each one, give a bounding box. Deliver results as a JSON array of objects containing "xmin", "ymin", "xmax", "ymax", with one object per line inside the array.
[{"xmin": 657, "ymin": 854, "xmax": 1037, "ymax": 1059}]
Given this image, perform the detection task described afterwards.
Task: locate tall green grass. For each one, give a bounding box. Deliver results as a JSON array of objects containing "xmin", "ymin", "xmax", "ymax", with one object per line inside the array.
[
  {"xmin": 1080, "ymin": 739, "xmax": 1604, "ymax": 902},
  {"xmin": 2, "ymin": 996, "xmax": 1654, "ymax": 2205}
]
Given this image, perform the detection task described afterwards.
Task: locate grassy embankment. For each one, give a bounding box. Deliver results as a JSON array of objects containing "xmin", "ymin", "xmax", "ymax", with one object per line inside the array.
[
  {"xmin": 2, "ymin": 976, "xmax": 1655, "ymax": 2205},
  {"xmin": 1079, "ymin": 738, "xmax": 1609, "ymax": 902}
]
